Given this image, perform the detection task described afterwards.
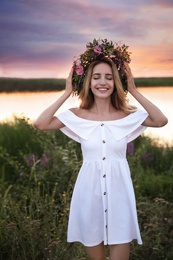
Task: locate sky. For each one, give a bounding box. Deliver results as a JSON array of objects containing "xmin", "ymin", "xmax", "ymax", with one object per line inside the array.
[{"xmin": 1, "ymin": 0, "xmax": 173, "ymax": 79}]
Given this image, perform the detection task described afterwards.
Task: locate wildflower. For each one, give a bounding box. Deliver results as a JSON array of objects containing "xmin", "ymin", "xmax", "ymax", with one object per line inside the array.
[
  {"xmin": 40, "ymin": 153, "xmax": 50, "ymax": 168},
  {"xmin": 94, "ymin": 45, "xmax": 102, "ymax": 54},
  {"xmin": 127, "ymin": 142, "xmax": 134, "ymax": 155},
  {"xmin": 26, "ymin": 154, "xmax": 38, "ymax": 166},
  {"xmin": 142, "ymin": 153, "xmax": 154, "ymax": 162},
  {"xmin": 75, "ymin": 65, "xmax": 84, "ymax": 75}
]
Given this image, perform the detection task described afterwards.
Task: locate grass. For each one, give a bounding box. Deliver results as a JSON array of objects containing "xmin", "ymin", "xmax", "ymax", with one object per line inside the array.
[{"xmin": 0, "ymin": 117, "xmax": 173, "ymax": 259}]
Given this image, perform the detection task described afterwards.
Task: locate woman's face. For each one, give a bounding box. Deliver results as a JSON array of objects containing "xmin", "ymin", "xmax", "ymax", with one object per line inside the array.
[{"xmin": 90, "ymin": 62, "xmax": 114, "ymax": 98}]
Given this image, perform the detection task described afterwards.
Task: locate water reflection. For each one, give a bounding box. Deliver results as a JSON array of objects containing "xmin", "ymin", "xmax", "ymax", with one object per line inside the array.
[
  {"xmin": 0, "ymin": 87, "xmax": 172, "ymax": 144},
  {"xmin": 0, "ymin": 91, "xmax": 79, "ymax": 121}
]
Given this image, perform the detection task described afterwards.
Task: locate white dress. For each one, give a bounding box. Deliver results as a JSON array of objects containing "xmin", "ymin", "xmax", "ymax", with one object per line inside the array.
[{"xmin": 56, "ymin": 109, "xmax": 148, "ymax": 247}]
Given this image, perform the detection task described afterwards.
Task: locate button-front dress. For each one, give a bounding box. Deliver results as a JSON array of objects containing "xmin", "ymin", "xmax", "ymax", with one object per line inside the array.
[{"xmin": 56, "ymin": 109, "xmax": 148, "ymax": 246}]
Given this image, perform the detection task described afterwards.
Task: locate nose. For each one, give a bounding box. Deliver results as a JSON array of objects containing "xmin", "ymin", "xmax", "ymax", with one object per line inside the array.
[{"xmin": 100, "ymin": 76, "xmax": 106, "ymax": 85}]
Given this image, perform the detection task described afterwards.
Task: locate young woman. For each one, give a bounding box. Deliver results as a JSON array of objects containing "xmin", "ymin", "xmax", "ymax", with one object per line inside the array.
[{"xmin": 34, "ymin": 40, "xmax": 168, "ymax": 260}]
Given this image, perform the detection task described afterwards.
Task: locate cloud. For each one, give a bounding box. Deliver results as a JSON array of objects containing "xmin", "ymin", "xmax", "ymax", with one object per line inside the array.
[
  {"xmin": 0, "ymin": 0, "xmax": 173, "ymax": 78},
  {"xmin": 119, "ymin": 0, "xmax": 173, "ymax": 8},
  {"xmin": 161, "ymin": 59, "xmax": 173, "ymax": 63},
  {"xmin": 142, "ymin": 0, "xmax": 173, "ymax": 8}
]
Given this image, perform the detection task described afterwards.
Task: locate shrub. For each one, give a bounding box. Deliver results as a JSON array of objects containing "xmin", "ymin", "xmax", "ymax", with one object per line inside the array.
[{"xmin": 0, "ymin": 117, "xmax": 173, "ymax": 259}]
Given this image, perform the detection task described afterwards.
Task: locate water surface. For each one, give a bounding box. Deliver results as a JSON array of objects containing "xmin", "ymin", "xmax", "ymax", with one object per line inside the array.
[{"xmin": 0, "ymin": 87, "xmax": 172, "ymax": 144}]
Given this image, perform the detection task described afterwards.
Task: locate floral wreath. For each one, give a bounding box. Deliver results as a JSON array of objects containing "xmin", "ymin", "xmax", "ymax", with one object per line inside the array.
[{"xmin": 72, "ymin": 38, "xmax": 131, "ymax": 95}]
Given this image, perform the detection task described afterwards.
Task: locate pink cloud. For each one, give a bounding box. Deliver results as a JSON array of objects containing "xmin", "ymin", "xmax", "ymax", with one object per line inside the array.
[
  {"xmin": 130, "ymin": 43, "xmax": 173, "ymax": 77},
  {"xmin": 1, "ymin": 0, "xmax": 173, "ymax": 78}
]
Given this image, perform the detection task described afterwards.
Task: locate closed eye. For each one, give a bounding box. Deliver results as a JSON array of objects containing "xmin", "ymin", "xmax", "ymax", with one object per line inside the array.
[
  {"xmin": 92, "ymin": 74, "xmax": 113, "ymax": 80},
  {"xmin": 106, "ymin": 76, "xmax": 113, "ymax": 80},
  {"xmin": 93, "ymin": 76, "xmax": 100, "ymax": 80}
]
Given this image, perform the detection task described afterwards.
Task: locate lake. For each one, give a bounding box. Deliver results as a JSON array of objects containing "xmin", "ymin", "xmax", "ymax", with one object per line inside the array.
[{"xmin": 0, "ymin": 87, "xmax": 173, "ymax": 145}]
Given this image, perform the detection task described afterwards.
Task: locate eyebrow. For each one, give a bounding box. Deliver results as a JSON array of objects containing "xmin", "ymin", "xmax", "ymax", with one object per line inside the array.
[{"xmin": 93, "ymin": 73, "xmax": 113, "ymax": 76}]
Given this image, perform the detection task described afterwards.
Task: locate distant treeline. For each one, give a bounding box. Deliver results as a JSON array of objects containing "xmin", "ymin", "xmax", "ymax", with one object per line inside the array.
[
  {"xmin": 135, "ymin": 77, "xmax": 173, "ymax": 87},
  {"xmin": 0, "ymin": 77, "xmax": 173, "ymax": 92},
  {"xmin": 0, "ymin": 78, "xmax": 65, "ymax": 92}
]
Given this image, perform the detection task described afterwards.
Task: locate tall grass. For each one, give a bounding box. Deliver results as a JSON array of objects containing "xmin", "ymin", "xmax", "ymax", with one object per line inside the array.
[{"xmin": 0, "ymin": 117, "xmax": 173, "ymax": 259}]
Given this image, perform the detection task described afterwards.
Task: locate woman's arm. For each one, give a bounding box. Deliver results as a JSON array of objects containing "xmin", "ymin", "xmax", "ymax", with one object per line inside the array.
[
  {"xmin": 34, "ymin": 67, "xmax": 73, "ymax": 131},
  {"xmin": 124, "ymin": 63, "xmax": 168, "ymax": 127}
]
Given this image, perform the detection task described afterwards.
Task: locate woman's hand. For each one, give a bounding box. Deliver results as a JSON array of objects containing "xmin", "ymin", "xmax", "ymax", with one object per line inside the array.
[
  {"xmin": 124, "ymin": 62, "xmax": 136, "ymax": 94},
  {"xmin": 34, "ymin": 66, "xmax": 75, "ymax": 131},
  {"xmin": 123, "ymin": 63, "xmax": 168, "ymax": 127},
  {"xmin": 65, "ymin": 66, "xmax": 74, "ymax": 95}
]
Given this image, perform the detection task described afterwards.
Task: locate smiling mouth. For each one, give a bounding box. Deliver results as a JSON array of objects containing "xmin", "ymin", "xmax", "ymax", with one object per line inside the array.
[{"xmin": 97, "ymin": 87, "xmax": 109, "ymax": 91}]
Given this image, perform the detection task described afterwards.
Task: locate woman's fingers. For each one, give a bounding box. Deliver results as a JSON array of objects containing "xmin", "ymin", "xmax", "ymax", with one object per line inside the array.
[
  {"xmin": 124, "ymin": 62, "xmax": 131, "ymax": 75},
  {"xmin": 65, "ymin": 67, "xmax": 74, "ymax": 93},
  {"xmin": 69, "ymin": 66, "xmax": 74, "ymax": 76},
  {"xmin": 67, "ymin": 67, "xmax": 74, "ymax": 81}
]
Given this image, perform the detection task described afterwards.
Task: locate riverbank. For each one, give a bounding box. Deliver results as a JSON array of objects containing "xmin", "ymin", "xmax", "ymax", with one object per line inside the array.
[{"xmin": 0, "ymin": 77, "xmax": 173, "ymax": 92}]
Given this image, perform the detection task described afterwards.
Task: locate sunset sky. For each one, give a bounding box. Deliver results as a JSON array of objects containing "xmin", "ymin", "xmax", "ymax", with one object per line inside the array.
[{"xmin": 1, "ymin": 0, "xmax": 173, "ymax": 79}]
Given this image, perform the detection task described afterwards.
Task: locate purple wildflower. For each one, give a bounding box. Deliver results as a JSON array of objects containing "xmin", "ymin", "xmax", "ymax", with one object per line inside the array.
[
  {"xmin": 40, "ymin": 153, "xmax": 50, "ymax": 168},
  {"xmin": 127, "ymin": 142, "xmax": 134, "ymax": 155},
  {"xmin": 26, "ymin": 154, "xmax": 38, "ymax": 166},
  {"xmin": 142, "ymin": 153, "xmax": 154, "ymax": 162}
]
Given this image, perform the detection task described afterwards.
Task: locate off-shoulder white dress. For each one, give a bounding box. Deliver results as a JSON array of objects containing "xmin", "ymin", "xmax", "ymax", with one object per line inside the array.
[{"xmin": 56, "ymin": 109, "xmax": 148, "ymax": 247}]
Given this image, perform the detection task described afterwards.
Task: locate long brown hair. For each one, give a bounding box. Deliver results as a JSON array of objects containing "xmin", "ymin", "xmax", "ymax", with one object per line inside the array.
[{"xmin": 79, "ymin": 58, "xmax": 136, "ymax": 113}]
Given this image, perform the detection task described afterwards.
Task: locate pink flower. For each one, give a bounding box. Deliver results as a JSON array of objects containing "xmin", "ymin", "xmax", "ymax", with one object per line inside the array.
[
  {"xmin": 94, "ymin": 45, "xmax": 102, "ymax": 54},
  {"xmin": 75, "ymin": 65, "xmax": 84, "ymax": 75}
]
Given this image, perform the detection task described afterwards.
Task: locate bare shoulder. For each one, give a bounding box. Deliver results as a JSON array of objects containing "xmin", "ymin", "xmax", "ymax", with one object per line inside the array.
[
  {"xmin": 70, "ymin": 107, "xmax": 88, "ymax": 116},
  {"xmin": 69, "ymin": 107, "xmax": 81, "ymax": 114},
  {"xmin": 116, "ymin": 110, "xmax": 129, "ymax": 118},
  {"xmin": 69, "ymin": 107, "xmax": 131, "ymax": 121}
]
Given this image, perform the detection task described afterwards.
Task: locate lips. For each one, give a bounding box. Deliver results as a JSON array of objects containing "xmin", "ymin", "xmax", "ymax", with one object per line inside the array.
[{"xmin": 97, "ymin": 87, "xmax": 109, "ymax": 91}]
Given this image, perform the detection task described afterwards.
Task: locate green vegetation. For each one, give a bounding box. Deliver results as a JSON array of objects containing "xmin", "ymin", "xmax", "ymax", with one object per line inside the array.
[
  {"xmin": 0, "ymin": 117, "xmax": 173, "ymax": 259},
  {"xmin": 0, "ymin": 78, "xmax": 66, "ymax": 92},
  {"xmin": 0, "ymin": 77, "xmax": 173, "ymax": 92},
  {"xmin": 135, "ymin": 77, "xmax": 173, "ymax": 87}
]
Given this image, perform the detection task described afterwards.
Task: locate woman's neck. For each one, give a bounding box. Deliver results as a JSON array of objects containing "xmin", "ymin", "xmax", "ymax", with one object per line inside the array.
[{"xmin": 90, "ymin": 98, "xmax": 116, "ymax": 115}]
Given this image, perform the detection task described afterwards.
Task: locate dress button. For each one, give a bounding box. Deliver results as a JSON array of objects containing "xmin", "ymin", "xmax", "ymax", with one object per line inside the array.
[
  {"xmin": 102, "ymin": 157, "xmax": 106, "ymax": 160},
  {"xmin": 103, "ymin": 174, "xmax": 106, "ymax": 178},
  {"xmin": 101, "ymin": 123, "xmax": 104, "ymax": 126},
  {"xmin": 105, "ymin": 209, "xmax": 107, "ymax": 212},
  {"xmin": 105, "ymin": 225, "xmax": 107, "ymax": 228},
  {"xmin": 103, "ymin": 192, "xmax": 106, "ymax": 195},
  {"xmin": 102, "ymin": 140, "xmax": 106, "ymax": 143}
]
